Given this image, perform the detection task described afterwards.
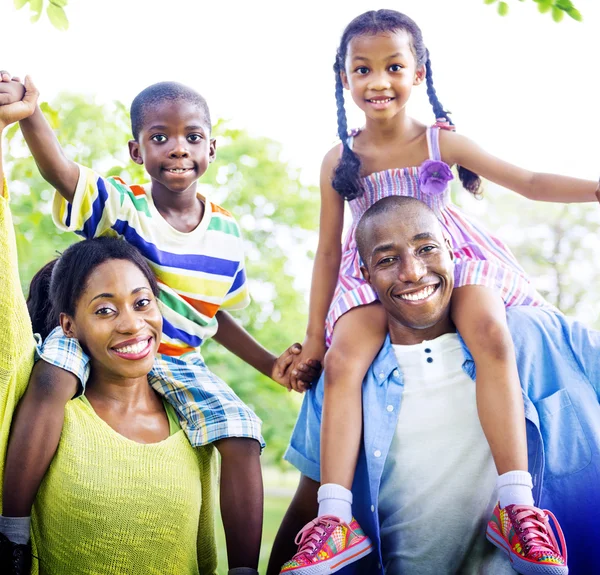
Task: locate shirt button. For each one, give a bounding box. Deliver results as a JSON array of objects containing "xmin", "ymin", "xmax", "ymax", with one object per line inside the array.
[
  {"xmin": 379, "ymin": 372, "xmax": 385, "ymax": 379},
  {"xmin": 427, "ymin": 357, "xmax": 434, "ymax": 363},
  {"xmin": 424, "ymin": 348, "xmax": 432, "ymax": 353},
  {"xmin": 371, "ymin": 505, "xmax": 375, "ymax": 512},
  {"xmin": 387, "ymin": 405, "xmax": 394, "ymax": 412},
  {"xmin": 374, "ymin": 449, "xmax": 382, "ymax": 458},
  {"xmin": 392, "ymin": 369, "xmax": 399, "ymax": 377}
]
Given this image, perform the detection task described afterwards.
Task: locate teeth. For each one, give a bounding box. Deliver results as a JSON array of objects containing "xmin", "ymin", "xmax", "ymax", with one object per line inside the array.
[
  {"xmin": 399, "ymin": 285, "xmax": 436, "ymax": 301},
  {"xmin": 370, "ymin": 98, "xmax": 392, "ymax": 103},
  {"xmin": 114, "ymin": 340, "xmax": 149, "ymax": 355},
  {"xmin": 168, "ymin": 168, "xmax": 189, "ymax": 173}
]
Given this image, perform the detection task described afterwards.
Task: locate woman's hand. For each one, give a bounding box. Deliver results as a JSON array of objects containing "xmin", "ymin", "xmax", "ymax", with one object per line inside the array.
[{"xmin": 0, "ymin": 72, "xmax": 38, "ymax": 130}]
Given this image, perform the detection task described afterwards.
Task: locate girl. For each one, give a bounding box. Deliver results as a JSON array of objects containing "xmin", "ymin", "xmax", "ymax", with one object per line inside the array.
[{"xmin": 282, "ymin": 9, "xmax": 598, "ymax": 575}]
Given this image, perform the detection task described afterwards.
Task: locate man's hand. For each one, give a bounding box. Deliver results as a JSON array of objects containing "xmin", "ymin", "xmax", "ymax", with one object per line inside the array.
[
  {"xmin": 0, "ymin": 72, "xmax": 38, "ymax": 130},
  {"xmin": 271, "ymin": 343, "xmax": 322, "ymax": 392}
]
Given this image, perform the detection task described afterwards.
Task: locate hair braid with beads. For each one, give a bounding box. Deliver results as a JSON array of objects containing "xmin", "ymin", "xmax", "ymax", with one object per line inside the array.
[{"xmin": 331, "ymin": 9, "xmax": 482, "ymax": 200}]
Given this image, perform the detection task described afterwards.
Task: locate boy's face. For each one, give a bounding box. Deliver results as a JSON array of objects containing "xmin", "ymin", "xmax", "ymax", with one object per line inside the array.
[{"xmin": 129, "ymin": 99, "xmax": 216, "ymax": 195}]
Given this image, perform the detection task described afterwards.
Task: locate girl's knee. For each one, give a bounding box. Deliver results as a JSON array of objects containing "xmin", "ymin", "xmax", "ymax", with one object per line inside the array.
[
  {"xmin": 471, "ymin": 316, "xmax": 514, "ymax": 361},
  {"xmin": 29, "ymin": 360, "xmax": 79, "ymax": 403},
  {"xmin": 215, "ymin": 437, "xmax": 261, "ymax": 459}
]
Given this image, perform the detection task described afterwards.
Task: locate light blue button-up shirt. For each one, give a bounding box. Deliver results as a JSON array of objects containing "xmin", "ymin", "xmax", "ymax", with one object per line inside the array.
[{"xmin": 285, "ymin": 307, "xmax": 600, "ymax": 574}]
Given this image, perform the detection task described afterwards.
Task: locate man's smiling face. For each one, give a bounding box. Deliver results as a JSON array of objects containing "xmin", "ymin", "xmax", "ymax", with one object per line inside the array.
[{"xmin": 359, "ymin": 198, "xmax": 455, "ymax": 344}]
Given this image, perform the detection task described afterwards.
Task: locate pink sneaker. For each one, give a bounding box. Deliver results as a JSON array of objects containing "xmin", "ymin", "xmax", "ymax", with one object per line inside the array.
[
  {"xmin": 486, "ymin": 502, "xmax": 568, "ymax": 575},
  {"xmin": 279, "ymin": 515, "xmax": 373, "ymax": 574}
]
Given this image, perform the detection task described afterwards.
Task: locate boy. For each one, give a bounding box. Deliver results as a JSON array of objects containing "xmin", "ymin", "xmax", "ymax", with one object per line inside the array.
[{"xmin": 0, "ymin": 74, "xmax": 318, "ymax": 575}]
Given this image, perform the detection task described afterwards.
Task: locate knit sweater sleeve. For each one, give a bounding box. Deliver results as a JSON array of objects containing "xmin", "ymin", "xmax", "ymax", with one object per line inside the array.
[
  {"xmin": 197, "ymin": 444, "xmax": 219, "ymax": 575},
  {"xmin": 0, "ymin": 179, "xmax": 35, "ymax": 514}
]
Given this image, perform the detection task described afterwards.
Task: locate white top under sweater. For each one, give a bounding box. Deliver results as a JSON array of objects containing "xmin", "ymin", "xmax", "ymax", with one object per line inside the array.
[{"xmin": 378, "ymin": 333, "xmax": 500, "ymax": 575}]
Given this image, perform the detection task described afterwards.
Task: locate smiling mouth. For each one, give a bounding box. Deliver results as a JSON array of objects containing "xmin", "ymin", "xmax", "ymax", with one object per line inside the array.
[
  {"xmin": 111, "ymin": 337, "xmax": 153, "ymax": 358},
  {"xmin": 395, "ymin": 284, "xmax": 439, "ymax": 302},
  {"xmin": 165, "ymin": 168, "xmax": 193, "ymax": 174},
  {"xmin": 367, "ymin": 98, "xmax": 394, "ymax": 104}
]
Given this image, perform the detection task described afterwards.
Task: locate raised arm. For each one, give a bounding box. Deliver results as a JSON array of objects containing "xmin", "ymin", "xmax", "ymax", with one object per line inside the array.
[
  {"xmin": 16, "ymin": 79, "xmax": 79, "ymax": 203},
  {"xmin": 440, "ymin": 129, "xmax": 599, "ymax": 203}
]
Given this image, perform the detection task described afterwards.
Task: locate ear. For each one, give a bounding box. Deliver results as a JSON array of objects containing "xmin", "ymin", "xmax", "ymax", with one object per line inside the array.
[
  {"xmin": 445, "ymin": 238, "xmax": 454, "ymax": 260},
  {"xmin": 413, "ymin": 64, "xmax": 426, "ymax": 86},
  {"xmin": 209, "ymin": 138, "xmax": 217, "ymax": 164},
  {"xmin": 128, "ymin": 139, "xmax": 144, "ymax": 165},
  {"xmin": 59, "ymin": 312, "xmax": 78, "ymax": 339},
  {"xmin": 360, "ymin": 265, "xmax": 371, "ymax": 284},
  {"xmin": 340, "ymin": 69, "xmax": 350, "ymax": 90}
]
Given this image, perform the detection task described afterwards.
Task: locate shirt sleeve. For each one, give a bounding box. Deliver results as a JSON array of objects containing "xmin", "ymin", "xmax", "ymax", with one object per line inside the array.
[
  {"xmin": 52, "ymin": 165, "xmax": 140, "ymax": 239},
  {"xmin": 283, "ymin": 375, "xmax": 324, "ymax": 482}
]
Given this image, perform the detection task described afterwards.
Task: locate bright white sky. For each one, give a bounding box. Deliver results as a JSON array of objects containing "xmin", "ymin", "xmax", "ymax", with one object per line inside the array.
[{"xmin": 2, "ymin": 0, "xmax": 600, "ymax": 187}]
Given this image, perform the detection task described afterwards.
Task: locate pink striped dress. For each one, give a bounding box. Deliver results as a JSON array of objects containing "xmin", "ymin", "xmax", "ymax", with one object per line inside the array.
[{"xmin": 325, "ymin": 126, "xmax": 551, "ymax": 346}]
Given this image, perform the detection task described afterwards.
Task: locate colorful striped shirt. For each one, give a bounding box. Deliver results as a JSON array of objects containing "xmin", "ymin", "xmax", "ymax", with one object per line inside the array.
[{"xmin": 53, "ymin": 166, "xmax": 250, "ymax": 356}]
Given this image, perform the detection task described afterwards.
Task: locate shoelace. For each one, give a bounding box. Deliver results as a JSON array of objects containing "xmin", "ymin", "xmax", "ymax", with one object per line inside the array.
[
  {"xmin": 510, "ymin": 505, "xmax": 568, "ymax": 563},
  {"xmin": 292, "ymin": 515, "xmax": 342, "ymax": 558}
]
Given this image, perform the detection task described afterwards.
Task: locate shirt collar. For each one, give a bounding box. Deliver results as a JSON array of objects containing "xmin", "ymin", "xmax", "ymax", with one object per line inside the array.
[{"xmin": 373, "ymin": 331, "xmax": 475, "ymax": 386}]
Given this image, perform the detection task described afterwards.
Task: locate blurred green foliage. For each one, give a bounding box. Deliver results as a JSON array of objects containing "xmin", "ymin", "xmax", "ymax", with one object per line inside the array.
[
  {"xmin": 484, "ymin": 0, "xmax": 582, "ymax": 21},
  {"xmin": 5, "ymin": 93, "xmax": 319, "ymax": 464}
]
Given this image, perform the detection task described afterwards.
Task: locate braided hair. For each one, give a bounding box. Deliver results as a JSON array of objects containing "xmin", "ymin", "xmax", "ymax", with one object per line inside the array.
[{"xmin": 332, "ymin": 9, "xmax": 481, "ymax": 201}]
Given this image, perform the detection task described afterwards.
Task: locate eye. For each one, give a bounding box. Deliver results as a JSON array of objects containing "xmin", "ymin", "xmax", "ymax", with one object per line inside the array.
[
  {"xmin": 187, "ymin": 133, "xmax": 203, "ymax": 143},
  {"xmin": 355, "ymin": 66, "xmax": 369, "ymax": 75},
  {"xmin": 378, "ymin": 256, "xmax": 398, "ymax": 266},
  {"xmin": 389, "ymin": 64, "xmax": 403, "ymax": 72},
  {"xmin": 135, "ymin": 298, "xmax": 153, "ymax": 310},
  {"xmin": 95, "ymin": 306, "xmax": 115, "ymax": 316},
  {"xmin": 150, "ymin": 134, "xmax": 167, "ymax": 143},
  {"xmin": 419, "ymin": 245, "xmax": 437, "ymax": 255}
]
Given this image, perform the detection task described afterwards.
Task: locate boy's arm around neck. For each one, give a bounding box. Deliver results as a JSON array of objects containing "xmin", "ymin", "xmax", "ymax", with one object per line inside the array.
[{"xmin": 20, "ymin": 104, "xmax": 79, "ymax": 204}]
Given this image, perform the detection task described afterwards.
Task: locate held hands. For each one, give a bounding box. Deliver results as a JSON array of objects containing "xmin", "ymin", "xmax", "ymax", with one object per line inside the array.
[
  {"xmin": 288, "ymin": 336, "xmax": 326, "ymax": 393},
  {"xmin": 0, "ymin": 72, "xmax": 38, "ymax": 130},
  {"xmin": 271, "ymin": 343, "xmax": 322, "ymax": 393}
]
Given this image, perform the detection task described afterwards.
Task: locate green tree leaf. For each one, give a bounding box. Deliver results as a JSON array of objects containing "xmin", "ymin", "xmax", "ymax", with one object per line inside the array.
[
  {"xmin": 483, "ymin": 0, "xmax": 498, "ymax": 5},
  {"xmin": 538, "ymin": 0, "xmax": 553, "ymax": 14},
  {"xmin": 46, "ymin": 4, "xmax": 68, "ymax": 30},
  {"xmin": 498, "ymin": 1, "xmax": 509, "ymax": 16},
  {"xmin": 552, "ymin": 6, "xmax": 565, "ymax": 22},
  {"xmin": 49, "ymin": 0, "xmax": 68, "ymax": 7},
  {"xmin": 567, "ymin": 7, "xmax": 583, "ymax": 21},
  {"xmin": 13, "ymin": 0, "xmax": 29, "ymax": 9}
]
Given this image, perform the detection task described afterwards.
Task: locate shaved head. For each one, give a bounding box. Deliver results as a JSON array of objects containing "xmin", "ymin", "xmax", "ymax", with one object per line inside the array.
[{"xmin": 356, "ymin": 196, "xmax": 444, "ymax": 266}]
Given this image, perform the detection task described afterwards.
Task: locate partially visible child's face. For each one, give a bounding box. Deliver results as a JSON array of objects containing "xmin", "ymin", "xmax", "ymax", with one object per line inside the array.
[{"xmin": 129, "ymin": 100, "xmax": 216, "ymax": 195}]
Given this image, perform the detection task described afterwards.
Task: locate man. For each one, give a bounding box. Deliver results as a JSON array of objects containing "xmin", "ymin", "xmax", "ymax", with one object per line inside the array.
[{"xmin": 268, "ymin": 196, "xmax": 600, "ymax": 575}]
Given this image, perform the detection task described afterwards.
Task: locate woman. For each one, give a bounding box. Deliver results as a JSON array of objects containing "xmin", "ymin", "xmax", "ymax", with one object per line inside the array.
[{"xmin": 0, "ymin": 100, "xmax": 217, "ymax": 575}]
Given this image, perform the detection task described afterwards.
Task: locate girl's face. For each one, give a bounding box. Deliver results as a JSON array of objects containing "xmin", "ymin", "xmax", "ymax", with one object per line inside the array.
[
  {"xmin": 60, "ymin": 259, "xmax": 162, "ymax": 383},
  {"xmin": 342, "ymin": 30, "xmax": 425, "ymax": 122}
]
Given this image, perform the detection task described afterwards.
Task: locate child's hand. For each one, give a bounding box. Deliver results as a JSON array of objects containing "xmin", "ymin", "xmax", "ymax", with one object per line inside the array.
[
  {"xmin": 289, "ymin": 337, "xmax": 326, "ymax": 393},
  {"xmin": 0, "ymin": 72, "xmax": 38, "ymax": 129},
  {"xmin": 271, "ymin": 343, "xmax": 322, "ymax": 392}
]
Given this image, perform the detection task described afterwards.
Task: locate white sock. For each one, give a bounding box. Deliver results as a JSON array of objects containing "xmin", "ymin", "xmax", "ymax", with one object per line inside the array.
[
  {"xmin": 0, "ymin": 515, "xmax": 31, "ymax": 545},
  {"xmin": 496, "ymin": 470, "xmax": 534, "ymax": 508},
  {"xmin": 317, "ymin": 483, "xmax": 353, "ymax": 524}
]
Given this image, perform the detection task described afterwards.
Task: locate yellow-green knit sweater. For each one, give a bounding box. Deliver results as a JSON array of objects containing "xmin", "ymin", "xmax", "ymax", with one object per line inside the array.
[{"xmin": 0, "ymin": 182, "xmax": 218, "ymax": 575}]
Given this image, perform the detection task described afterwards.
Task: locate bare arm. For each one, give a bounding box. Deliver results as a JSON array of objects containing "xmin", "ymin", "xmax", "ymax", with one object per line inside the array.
[
  {"xmin": 441, "ymin": 130, "xmax": 599, "ymax": 203},
  {"xmin": 266, "ymin": 475, "xmax": 319, "ymax": 575},
  {"xmin": 213, "ymin": 310, "xmax": 278, "ymax": 378},
  {"xmin": 20, "ymin": 104, "xmax": 79, "ymax": 203},
  {"xmin": 305, "ymin": 147, "xmax": 346, "ymax": 342}
]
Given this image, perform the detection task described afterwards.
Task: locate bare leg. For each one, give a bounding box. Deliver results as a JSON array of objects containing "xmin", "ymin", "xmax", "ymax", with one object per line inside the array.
[
  {"xmin": 321, "ymin": 303, "xmax": 387, "ymax": 489},
  {"xmin": 215, "ymin": 437, "xmax": 263, "ymax": 571},
  {"xmin": 3, "ymin": 361, "xmax": 77, "ymax": 517},
  {"xmin": 451, "ymin": 286, "xmax": 527, "ymax": 474}
]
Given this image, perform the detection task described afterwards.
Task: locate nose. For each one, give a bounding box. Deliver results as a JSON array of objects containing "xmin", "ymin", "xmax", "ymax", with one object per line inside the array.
[
  {"xmin": 368, "ymin": 71, "xmax": 391, "ymax": 91},
  {"xmin": 169, "ymin": 137, "xmax": 190, "ymax": 159},
  {"xmin": 116, "ymin": 306, "xmax": 145, "ymax": 334},
  {"xmin": 397, "ymin": 255, "xmax": 426, "ymax": 283}
]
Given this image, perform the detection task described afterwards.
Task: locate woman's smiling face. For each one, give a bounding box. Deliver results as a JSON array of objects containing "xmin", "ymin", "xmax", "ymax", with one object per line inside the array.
[{"xmin": 60, "ymin": 258, "xmax": 162, "ymax": 382}]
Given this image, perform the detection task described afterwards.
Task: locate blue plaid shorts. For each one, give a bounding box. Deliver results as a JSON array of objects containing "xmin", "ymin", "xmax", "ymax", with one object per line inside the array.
[{"xmin": 37, "ymin": 327, "xmax": 264, "ymax": 448}]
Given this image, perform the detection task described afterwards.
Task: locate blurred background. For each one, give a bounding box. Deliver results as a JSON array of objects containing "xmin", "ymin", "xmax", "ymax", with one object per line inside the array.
[{"xmin": 2, "ymin": 0, "xmax": 600, "ymax": 571}]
